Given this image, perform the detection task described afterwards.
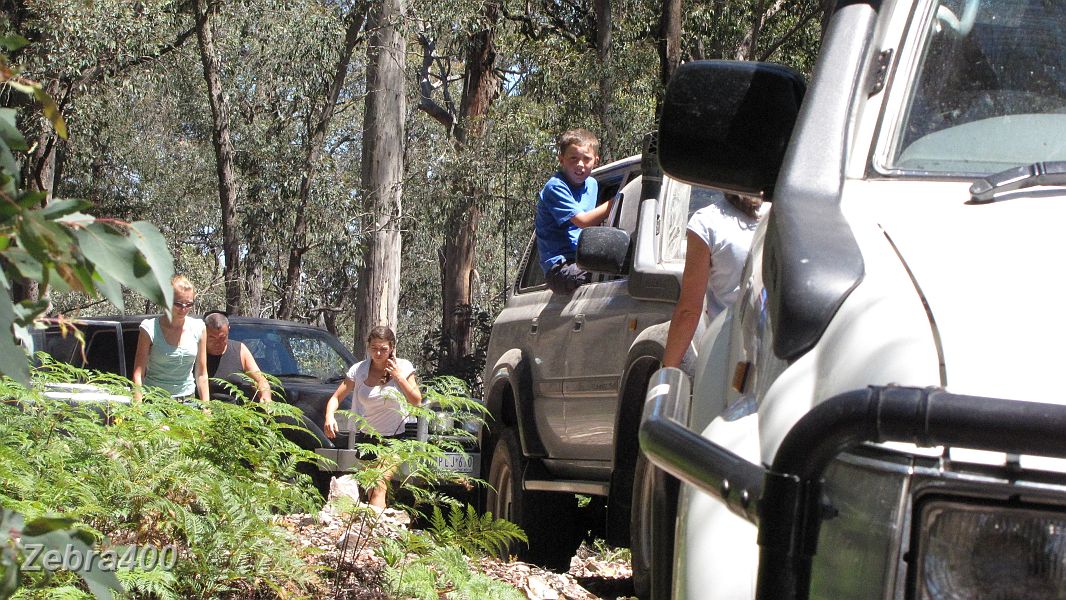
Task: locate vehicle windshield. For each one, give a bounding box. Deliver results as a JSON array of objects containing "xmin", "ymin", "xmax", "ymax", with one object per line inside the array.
[
  {"xmin": 887, "ymin": 0, "xmax": 1066, "ymax": 174},
  {"xmin": 228, "ymin": 324, "xmax": 352, "ymax": 381}
]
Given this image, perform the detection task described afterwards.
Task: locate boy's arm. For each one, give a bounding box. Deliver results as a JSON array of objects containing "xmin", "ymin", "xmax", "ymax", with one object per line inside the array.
[{"xmin": 570, "ymin": 194, "xmax": 618, "ymax": 228}]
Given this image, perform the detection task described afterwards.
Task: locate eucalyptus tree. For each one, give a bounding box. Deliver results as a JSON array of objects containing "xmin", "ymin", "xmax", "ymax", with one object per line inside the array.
[
  {"xmin": 277, "ymin": 0, "xmax": 370, "ymax": 321},
  {"xmin": 679, "ymin": 0, "xmax": 824, "ymax": 71},
  {"xmin": 411, "ymin": 0, "xmax": 504, "ymax": 375},
  {"xmin": 193, "ymin": 0, "xmax": 243, "ymax": 311},
  {"xmin": 1, "ymin": 30, "xmax": 175, "ymax": 383},
  {"xmin": 1, "ymin": 0, "xmax": 193, "ymax": 302},
  {"xmin": 352, "ymin": 0, "xmax": 406, "ymax": 356}
]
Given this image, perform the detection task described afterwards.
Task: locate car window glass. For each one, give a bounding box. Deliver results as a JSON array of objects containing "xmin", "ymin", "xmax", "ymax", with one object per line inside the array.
[
  {"xmin": 228, "ymin": 324, "xmax": 349, "ymax": 379},
  {"xmin": 518, "ymin": 240, "xmax": 546, "ymax": 292},
  {"xmin": 887, "ymin": 0, "xmax": 1066, "ymax": 173},
  {"xmin": 84, "ymin": 331, "xmax": 120, "ymax": 373},
  {"xmin": 41, "ymin": 330, "xmax": 80, "ymax": 366},
  {"xmin": 229, "ymin": 326, "xmax": 296, "ymax": 374},
  {"xmin": 660, "ymin": 182, "xmax": 720, "ymax": 262},
  {"xmin": 288, "ymin": 334, "xmax": 350, "ymax": 379},
  {"xmin": 615, "ymin": 177, "xmax": 644, "ymax": 236}
]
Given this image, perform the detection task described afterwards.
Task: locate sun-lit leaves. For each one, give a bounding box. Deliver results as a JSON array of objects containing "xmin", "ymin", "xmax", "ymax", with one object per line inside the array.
[{"xmin": 0, "ymin": 36, "xmax": 176, "ymax": 384}]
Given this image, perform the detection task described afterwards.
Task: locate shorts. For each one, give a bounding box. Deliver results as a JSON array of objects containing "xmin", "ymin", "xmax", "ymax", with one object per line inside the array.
[{"xmin": 545, "ymin": 261, "xmax": 591, "ymax": 294}]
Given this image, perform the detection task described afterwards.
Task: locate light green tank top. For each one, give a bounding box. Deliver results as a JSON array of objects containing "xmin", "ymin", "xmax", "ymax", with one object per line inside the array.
[{"xmin": 140, "ymin": 317, "xmax": 204, "ymax": 397}]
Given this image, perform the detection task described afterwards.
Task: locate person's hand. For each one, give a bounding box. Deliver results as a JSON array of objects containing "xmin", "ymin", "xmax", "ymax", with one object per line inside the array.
[
  {"xmin": 324, "ymin": 412, "xmax": 338, "ymax": 439},
  {"xmin": 384, "ymin": 357, "xmax": 398, "ymax": 379}
]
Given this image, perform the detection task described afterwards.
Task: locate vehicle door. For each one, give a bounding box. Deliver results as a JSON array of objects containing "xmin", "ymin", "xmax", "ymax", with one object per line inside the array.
[
  {"xmin": 559, "ymin": 177, "xmax": 718, "ymax": 461},
  {"xmin": 552, "ymin": 163, "xmax": 644, "ymax": 461},
  {"xmin": 517, "ymin": 161, "xmax": 642, "ymax": 458},
  {"xmin": 34, "ymin": 320, "xmax": 128, "ymax": 376}
]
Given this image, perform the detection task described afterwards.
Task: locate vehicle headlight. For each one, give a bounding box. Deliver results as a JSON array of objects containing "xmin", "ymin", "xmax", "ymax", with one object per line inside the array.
[
  {"xmin": 809, "ymin": 451, "xmax": 910, "ymax": 599},
  {"xmin": 914, "ymin": 498, "xmax": 1066, "ymax": 599}
]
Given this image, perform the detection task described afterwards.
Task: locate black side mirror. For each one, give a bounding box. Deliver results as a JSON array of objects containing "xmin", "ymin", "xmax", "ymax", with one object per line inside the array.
[
  {"xmin": 577, "ymin": 227, "xmax": 631, "ymax": 275},
  {"xmin": 658, "ymin": 60, "xmax": 805, "ymax": 199}
]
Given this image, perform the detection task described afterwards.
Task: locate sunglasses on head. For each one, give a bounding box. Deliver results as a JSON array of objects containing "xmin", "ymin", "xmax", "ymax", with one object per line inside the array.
[{"xmin": 173, "ymin": 300, "xmax": 195, "ymax": 309}]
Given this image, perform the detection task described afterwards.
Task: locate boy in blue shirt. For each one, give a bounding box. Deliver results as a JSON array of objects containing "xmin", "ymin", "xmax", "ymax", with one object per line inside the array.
[{"xmin": 535, "ymin": 129, "xmax": 617, "ymax": 294}]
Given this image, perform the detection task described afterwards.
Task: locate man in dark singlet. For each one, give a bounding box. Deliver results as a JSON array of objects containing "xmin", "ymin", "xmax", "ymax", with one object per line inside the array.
[
  {"xmin": 204, "ymin": 312, "xmax": 272, "ymax": 403},
  {"xmin": 204, "ymin": 312, "xmax": 332, "ymax": 496}
]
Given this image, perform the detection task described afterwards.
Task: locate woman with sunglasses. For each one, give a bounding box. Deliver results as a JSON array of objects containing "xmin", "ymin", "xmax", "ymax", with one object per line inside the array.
[{"xmin": 132, "ymin": 275, "xmax": 209, "ymax": 402}]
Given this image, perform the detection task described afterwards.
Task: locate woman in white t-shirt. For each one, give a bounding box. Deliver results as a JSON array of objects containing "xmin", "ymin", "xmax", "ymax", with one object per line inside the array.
[
  {"xmin": 663, "ymin": 192, "xmax": 764, "ymax": 369},
  {"xmin": 323, "ymin": 325, "xmax": 422, "ymax": 508}
]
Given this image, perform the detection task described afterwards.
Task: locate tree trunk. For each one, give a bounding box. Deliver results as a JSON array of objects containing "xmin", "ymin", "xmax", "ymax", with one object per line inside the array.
[
  {"xmin": 193, "ymin": 0, "xmax": 242, "ymax": 312},
  {"xmin": 354, "ymin": 0, "xmax": 406, "ymax": 359},
  {"xmin": 243, "ymin": 240, "xmax": 263, "ymax": 316},
  {"xmin": 438, "ymin": 200, "xmax": 481, "ymax": 373},
  {"xmin": 278, "ymin": 5, "xmax": 367, "ymax": 320},
  {"xmin": 595, "ymin": 0, "xmax": 614, "ymax": 160},
  {"xmin": 657, "ymin": 0, "xmax": 681, "ymax": 106},
  {"xmin": 435, "ymin": 2, "xmax": 498, "ymax": 371}
]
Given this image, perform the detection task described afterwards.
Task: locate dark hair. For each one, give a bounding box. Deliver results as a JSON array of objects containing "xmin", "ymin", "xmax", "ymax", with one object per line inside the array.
[
  {"xmin": 557, "ymin": 128, "xmax": 600, "ymax": 156},
  {"xmin": 367, "ymin": 325, "xmax": 396, "ymax": 345},
  {"xmin": 725, "ymin": 193, "xmax": 764, "ymax": 220},
  {"xmin": 369, "ymin": 325, "xmax": 397, "ymax": 385}
]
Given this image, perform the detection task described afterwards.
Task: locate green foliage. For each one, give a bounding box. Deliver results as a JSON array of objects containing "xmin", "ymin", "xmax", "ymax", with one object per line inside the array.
[
  {"xmin": 0, "ymin": 362, "xmax": 323, "ymax": 597},
  {"xmin": 426, "ymin": 504, "xmax": 527, "ymax": 559},
  {"xmin": 383, "ymin": 544, "xmax": 525, "ymax": 600},
  {"xmin": 0, "ymin": 25, "xmax": 174, "ymax": 382},
  {"xmin": 0, "ymin": 509, "xmax": 122, "ymax": 600},
  {"xmin": 588, "ymin": 538, "xmax": 631, "ymax": 563}
]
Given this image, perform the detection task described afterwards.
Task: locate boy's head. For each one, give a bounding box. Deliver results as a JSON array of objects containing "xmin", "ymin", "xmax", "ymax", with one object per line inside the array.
[{"xmin": 556, "ymin": 128, "xmax": 600, "ymax": 186}]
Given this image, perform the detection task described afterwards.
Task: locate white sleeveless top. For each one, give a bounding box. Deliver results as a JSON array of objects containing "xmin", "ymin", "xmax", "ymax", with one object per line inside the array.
[{"xmin": 344, "ymin": 358, "xmax": 416, "ymax": 437}]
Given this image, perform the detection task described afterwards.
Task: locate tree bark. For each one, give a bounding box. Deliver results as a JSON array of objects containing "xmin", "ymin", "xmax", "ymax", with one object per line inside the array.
[
  {"xmin": 657, "ymin": 0, "xmax": 681, "ymax": 106},
  {"xmin": 354, "ymin": 0, "xmax": 406, "ymax": 359},
  {"xmin": 435, "ymin": 2, "xmax": 499, "ymax": 373},
  {"xmin": 278, "ymin": 4, "xmax": 368, "ymax": 320},
  {"xmin": 595, "ymin": 0, "xmax": 614, "ymax": 160},
  {"xmin": 193, "ymin": 0, "xmax": 242, "ymax": 312}
]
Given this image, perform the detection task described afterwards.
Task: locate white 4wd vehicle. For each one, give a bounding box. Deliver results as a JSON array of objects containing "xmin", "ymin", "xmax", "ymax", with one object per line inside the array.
[{"xmin": 640, "ymin": 0, "xmax": 1066, "ymax": 598}]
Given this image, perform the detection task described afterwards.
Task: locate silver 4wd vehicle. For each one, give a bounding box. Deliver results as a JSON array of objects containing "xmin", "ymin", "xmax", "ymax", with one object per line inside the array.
[
  {"xmin": 639, "ymin": 0, "xmax": 1066, "ymax": 598},
  {"xmin": 480, "ymin": 142, "xmax": 723, "ymax": 581}
]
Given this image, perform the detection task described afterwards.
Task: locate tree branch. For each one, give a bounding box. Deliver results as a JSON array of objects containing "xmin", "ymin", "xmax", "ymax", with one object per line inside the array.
[
  {"xmin": 416, "ymin": 31, "xmax": 457, "ymax": 132},
  {"xmin": 757, "ymin": 7, "xmax": 819, "ymax": 61}
]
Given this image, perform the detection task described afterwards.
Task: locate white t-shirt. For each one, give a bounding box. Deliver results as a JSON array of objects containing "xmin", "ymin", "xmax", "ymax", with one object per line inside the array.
[
  {"xmin": 687, "ymin": 197, "xmax": 762, "ymax": 319},
  {"xmin": 344, "ymin": 358, "xmax": 416, "ymax": 437}
]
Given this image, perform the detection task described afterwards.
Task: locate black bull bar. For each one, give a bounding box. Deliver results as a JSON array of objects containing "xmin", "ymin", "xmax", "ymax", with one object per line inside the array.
[{"xmin": 639, "ymin": 368, "xmax": 1066, "ymax": 600}]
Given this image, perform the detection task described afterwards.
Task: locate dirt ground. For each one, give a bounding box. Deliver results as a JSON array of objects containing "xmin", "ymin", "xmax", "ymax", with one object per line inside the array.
[{"xmin": 278, "ymin": 505, "xmax": 636, "ymax": 600}]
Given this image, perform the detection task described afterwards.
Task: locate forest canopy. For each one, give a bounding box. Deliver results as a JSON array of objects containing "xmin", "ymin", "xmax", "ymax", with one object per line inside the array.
[{"xmin": 2, "ymin": 0, "xmax": 823, "ymax": 377}]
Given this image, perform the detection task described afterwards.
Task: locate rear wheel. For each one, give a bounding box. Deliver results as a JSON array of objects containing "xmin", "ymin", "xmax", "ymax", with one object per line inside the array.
[
  {"xmin": 486, "ymin": 428, "xmax": 580, "ymax": 570},
  {"xmin": 630, "ymin": 435, "xmax": 679, "ymax": 599}
]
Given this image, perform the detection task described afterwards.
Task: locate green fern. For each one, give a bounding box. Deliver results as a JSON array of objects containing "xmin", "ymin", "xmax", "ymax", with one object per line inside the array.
[
  {"xmin": 116, "ymin": 568, "xmax": 180, "ymax": 600},
  {"xmin": 384, "ymin": 544, "xmax": 525, "ymax": 600},
  {"xmin": 426, "ymin": 504, "xmax": 527, "ymax": 558},
  {"xmin": 0, "ymin": 363, "xmax": 323, "ymax": 597}
]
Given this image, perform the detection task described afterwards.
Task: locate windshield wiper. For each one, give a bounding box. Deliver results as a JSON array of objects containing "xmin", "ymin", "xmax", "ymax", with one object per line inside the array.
[{"xmin": 970, "ymin": 161, "xmax": 1066, "ymax": 203}]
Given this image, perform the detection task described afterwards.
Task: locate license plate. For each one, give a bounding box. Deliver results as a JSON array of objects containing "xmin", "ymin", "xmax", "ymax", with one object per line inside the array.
[{"xmin": 437, "ymin": 453, "xmax": 474, "ymax": 474}]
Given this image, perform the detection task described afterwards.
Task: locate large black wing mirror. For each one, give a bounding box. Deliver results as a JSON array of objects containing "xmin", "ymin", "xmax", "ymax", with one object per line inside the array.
[
  {"xmin": 577, "ymin": 227, "xmax": 631, "ymax": 275},
  {"xmin": 658, "ymin": 60, "xmax": 805, "ymax": 199}
]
